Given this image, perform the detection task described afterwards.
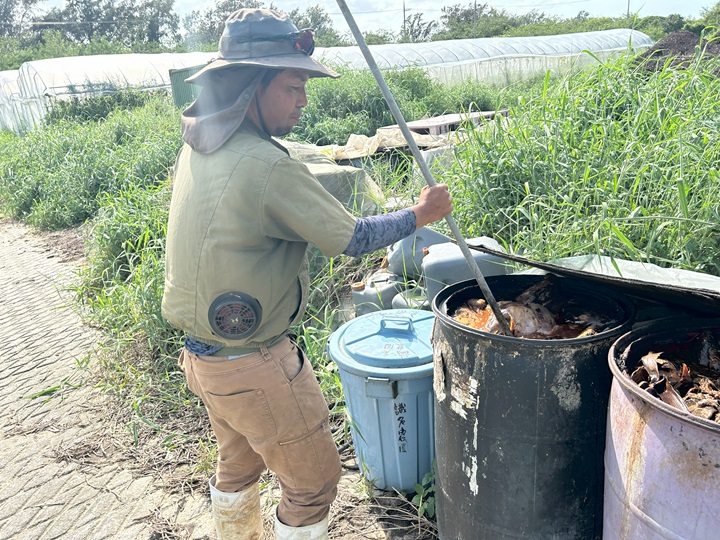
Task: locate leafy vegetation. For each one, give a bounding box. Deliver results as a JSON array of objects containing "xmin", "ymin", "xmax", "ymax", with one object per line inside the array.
[
  {"xmin": 0, "ymin": 93, "xmax": 180, "ymax": 229},
  {"xmin": 43, "ymin": 88, "xmax": 166, "ymax": 124},
  {"xmin": 3, "ymin": 42, "xmax": 720, "ymax": 522},
  {"xmin": 503, "ymin": 13, "xmax": 686, "ymax": 41},
  {"xmin": 412, "ymin": 468, "xmax": 437, "ymax": 519},
  {"xmin": 290, "ymin": 66, "xmax": 497, "ymax": 146},
  {"xmin": 440, "ymin": 53, "xmax": 720, "ymax": 275}
]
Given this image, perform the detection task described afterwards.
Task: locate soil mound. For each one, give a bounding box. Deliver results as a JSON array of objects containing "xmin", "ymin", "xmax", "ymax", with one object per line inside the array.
[{"xmin": 635, "ymin": 29, "xmax": 720, "ymax": 71}]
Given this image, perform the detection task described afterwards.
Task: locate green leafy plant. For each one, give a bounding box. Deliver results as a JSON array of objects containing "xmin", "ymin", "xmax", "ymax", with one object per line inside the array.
[
  {"xmin": 44, "ymin": 88, "xmax": 167, "ymax": 125},
  {"xmin": 412, "ymin": 468, "xmax": 436, "ymax": 519},
  {"xmin": 438, "ymin": 51, "xmax": 720, "ymax": 275},
  {"xmin": 291, "ymin": 65, "xmax": 502, "ymax": 145},
  {"xmin": 0, "ymin": 94, "xmax": 181, "ymax": 229}
]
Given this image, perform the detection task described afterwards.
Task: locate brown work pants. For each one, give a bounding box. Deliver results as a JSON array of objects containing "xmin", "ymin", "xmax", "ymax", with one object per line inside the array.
[{"xmin": 178, "ymin": 337, "xmax": 342, "ymax": 527}]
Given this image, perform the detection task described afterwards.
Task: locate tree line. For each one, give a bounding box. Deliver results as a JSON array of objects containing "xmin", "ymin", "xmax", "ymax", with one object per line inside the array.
[{"xmin": 2, "ymin": 0, "xmax": 719, "ymax": 71}]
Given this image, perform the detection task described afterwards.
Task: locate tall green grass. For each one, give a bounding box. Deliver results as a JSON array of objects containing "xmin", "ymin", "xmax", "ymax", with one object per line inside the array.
[
  {"xmin": 77, "ymin": 181, "xmax": 176, "ymax": 348},
  {"xmin": 441, "ymin": 53, "xmax": 720, "ymax": 274},
  {"xmin": 292, "ymin": 65, "xmax": 498, "ymax": 145},
  {"xmin": 0, "ymin": 95, "xmax": 181, "ymax": 229},
  {"xmin": 43, "ymin": 88, "xmax": 167, "ymax": 125}
]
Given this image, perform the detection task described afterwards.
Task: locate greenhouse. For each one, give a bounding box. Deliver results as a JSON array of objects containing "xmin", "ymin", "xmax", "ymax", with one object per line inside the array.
[
  {"xmin": 0, "ymin": 29, "xmax": 653, "ymax": 134},
  {"xmin": 0, "ymin": 70, "xmax": 23, "ymax": 134},
  {"xmin": 315, "ymin": 28, "xmax": 653, "ymax": 85},
  {"xmin": 1, "ymin": 51, "xmax": 214, "ymax": 133}
]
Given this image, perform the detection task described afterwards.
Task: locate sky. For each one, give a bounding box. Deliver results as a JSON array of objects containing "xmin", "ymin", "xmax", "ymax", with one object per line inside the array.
[{"xmin": 173, "ymin": 1, "xmax": 713, "ymax": 34}]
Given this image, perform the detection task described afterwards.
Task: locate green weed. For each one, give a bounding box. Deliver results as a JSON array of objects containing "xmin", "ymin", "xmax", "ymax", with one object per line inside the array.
[
  {"xmin": 44, "ymin": 88, "xmax": 167, "ymax": 125},
  {"xmin": 291, "ymin": 65, "xmax": 502, "ymax": 146},
  {"xmin": 412, "ymin": 468, "xmax": 437, "ymax": 519},
  {"xmin": 0, "ymin": 94, "xmax": 181, "ymax": 230},
  {"xmin": 439, "ymin": 52, "xmax": 720, "ymax": 274},
  {"xmin": 25, "ymin": 375, "xmax": 83, "ymax": 402}
]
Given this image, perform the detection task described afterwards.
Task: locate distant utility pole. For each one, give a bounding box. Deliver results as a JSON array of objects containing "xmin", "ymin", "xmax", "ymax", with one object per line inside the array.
[
  {"xmin": 403, "ymin": 1, "xmax": 406, "ymax": 41},
  {"xmin": 627, "ymin": 0, "xmax": 630, "ymax": 18},
  {"xmin": 474, "ymin": 0, "xmax": 477, "ymax": 38}
]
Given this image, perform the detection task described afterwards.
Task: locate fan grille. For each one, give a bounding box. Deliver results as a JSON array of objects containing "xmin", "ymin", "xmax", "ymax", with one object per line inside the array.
[{"xmin": 208, "ymin": 292, "xmax": 262, "ymax": 340}]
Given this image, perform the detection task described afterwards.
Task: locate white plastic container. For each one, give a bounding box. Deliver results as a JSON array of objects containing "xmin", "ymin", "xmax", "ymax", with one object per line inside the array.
[
  {"xmin": 351, "ymin": 270, "xmax": 405, "ymax": 316},
  {"xmin": 386, "ymin": 226, "xmax": 451, "ymax": 279},
  {"xmin": 392, "ymin": 284, "xmax": 430, "ymax": 310},
  {"xmin": 422, "ymin": 237, "xmax": 510, "ymax": 302}
]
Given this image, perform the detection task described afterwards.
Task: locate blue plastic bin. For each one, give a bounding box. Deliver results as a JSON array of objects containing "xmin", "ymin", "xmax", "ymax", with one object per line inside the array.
[{"xmin": 327, "ymin": 309, "xmax": 435, "ymax": 491}]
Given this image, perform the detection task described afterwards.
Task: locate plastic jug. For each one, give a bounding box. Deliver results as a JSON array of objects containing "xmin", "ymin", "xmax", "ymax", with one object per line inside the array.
[
  {"xmin": 386, "ymin": 226, "xmax": 451, "ymax": 279},
  {"xmin": 392, "ymin": 284, "xmax": 430, "ymax": 310},
  {"xmin": 351, "ymin": 270, "xmax": 405, "ymax": 316}
]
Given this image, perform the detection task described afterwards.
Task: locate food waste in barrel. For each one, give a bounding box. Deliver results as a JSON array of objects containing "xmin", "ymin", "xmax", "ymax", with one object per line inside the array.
[
  {"xmin": 450, "ymin": 274, "xmax": 616, "ymax": 339},
  {"xmin": 626, "ymin": 329, "xmax": 720, "ymax": 422}
]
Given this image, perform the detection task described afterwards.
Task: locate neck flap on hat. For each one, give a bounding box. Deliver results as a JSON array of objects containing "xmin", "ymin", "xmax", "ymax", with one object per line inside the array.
[{"xmin": 181, "ymin": 66, "xmax": 266, "ymax": 154}]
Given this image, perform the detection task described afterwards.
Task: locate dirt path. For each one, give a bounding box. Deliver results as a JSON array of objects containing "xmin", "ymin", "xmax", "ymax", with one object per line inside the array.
[
  {"xmin": 0, "ymin": 219, "xmax": 436, "ymax": 540},
  {"xmin": 0, "ymin": 219, "xmax": 213, "ymax": 539}
]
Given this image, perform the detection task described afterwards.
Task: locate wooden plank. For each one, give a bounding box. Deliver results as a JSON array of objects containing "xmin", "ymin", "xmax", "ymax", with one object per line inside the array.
[{"xmin": 379, "ymin": 109, "xmax": 509, "ymax": 136}]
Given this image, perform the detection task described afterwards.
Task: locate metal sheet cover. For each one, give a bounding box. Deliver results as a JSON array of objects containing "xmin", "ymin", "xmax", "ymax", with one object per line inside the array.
[{"xmin": 467, "ymin": 241, "xmax": 720, "ymax": 313}]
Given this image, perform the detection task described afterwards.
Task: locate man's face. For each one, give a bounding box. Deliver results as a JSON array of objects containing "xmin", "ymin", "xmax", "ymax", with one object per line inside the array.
[{"xmin": 254, "ymin": 69, "xmax": 310, "ymax": 136}]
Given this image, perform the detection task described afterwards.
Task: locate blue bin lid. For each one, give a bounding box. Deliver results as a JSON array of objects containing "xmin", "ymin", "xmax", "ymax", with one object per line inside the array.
[{"xmin": 328, "ymin": 309, "xmax": 435, "ymax": 375}]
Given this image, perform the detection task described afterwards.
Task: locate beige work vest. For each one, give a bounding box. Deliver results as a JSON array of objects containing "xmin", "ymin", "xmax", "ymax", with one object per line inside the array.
[{"xmin": 162, "ymin": 123, "xmax": 357, "ymax": 351}]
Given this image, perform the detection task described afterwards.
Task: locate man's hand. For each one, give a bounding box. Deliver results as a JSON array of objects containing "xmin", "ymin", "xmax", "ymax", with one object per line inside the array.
[{"xmin": 411, "ymin": 184, "xmax": 453, "ymax": 229}]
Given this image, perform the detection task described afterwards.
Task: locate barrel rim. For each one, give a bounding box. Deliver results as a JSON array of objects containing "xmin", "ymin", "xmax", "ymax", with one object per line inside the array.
[
  {"xmin": 432, "ymin": 274, "xmax": 636, "ymax": 346},
  {"xmin": 608, "ymin": 317, "xmax": 720, "ymax": 433}
]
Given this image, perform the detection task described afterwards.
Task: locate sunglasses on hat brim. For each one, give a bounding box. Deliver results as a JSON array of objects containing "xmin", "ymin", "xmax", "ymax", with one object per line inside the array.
[{"xmin": 292, "ymin": 29, "xmax": 315, "ymax": 56}]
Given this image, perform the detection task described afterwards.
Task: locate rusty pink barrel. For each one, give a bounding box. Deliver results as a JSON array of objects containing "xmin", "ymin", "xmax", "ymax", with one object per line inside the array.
[{"xmin": 605, "ymin": 318, "xmax": 720, "ymax": 540}]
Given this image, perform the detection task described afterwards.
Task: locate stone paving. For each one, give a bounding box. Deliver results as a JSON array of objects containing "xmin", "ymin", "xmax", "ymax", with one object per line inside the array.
[{"xmin": 0, "ymin": 220, "xmax": 215, "ymax": 540}]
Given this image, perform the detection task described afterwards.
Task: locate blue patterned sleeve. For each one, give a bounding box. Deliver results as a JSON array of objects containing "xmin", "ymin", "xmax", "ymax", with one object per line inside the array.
[{"xmin": 342, "ymin": 208, "xmax": 417, "ymax": 257}]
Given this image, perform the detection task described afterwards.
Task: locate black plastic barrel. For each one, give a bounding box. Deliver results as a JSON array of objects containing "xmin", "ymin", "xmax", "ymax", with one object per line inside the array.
[{"xmin": 431, "ymin": 275, "xmax": 635, "ymax": 540}]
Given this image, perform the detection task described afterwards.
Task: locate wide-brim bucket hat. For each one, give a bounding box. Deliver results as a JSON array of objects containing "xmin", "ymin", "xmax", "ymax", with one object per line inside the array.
[{"xmin": 187, "ymin": 8, "xmax": 339, "ymax": 85}]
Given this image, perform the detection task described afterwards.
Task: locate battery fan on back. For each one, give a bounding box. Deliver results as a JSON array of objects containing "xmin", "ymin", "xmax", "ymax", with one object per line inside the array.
[{"xmin": 208, "ymin": 291, "xmax": 262, "ymax": 340}]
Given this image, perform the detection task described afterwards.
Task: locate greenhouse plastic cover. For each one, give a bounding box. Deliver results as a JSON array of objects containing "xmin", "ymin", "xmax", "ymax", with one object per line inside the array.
[
  {"xmin": 315, "ymin": 29, "xmax": 652, "ymax": 70},
  {"xmin": 316, "ymin": 28, "xmax": 651, "ymax": 87},
  {"xmin": 17, "ymin": 51, "xmax": 214, "ymax": 100},
  {"xmin": 0, "ymin": 70, "xmax": 22, "ymax": 133},
  {"xmin": 0, "ymin": 29, "xmax": 651, "ymax": 133},
  {"xmin": 1, "ymin": 51, "xmax": 214, "ymax": 132}
]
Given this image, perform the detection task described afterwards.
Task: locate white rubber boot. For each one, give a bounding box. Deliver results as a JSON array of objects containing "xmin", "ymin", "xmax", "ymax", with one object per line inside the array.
[
  {"xmin": 209, "ymin": 475, "xmax": 265, "ymax": 540},
  {"xmin": 274, "ymin": 509, "xmax": 328, "ymax": 540}
]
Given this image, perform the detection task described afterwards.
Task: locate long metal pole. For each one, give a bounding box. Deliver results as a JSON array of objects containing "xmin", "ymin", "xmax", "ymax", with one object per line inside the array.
[{"xmin": 335, "ymin": 0, "xmax": 512, "ymax": 336}]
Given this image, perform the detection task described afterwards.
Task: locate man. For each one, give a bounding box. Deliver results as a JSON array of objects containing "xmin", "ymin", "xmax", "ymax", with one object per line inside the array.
[{"xmin": 162, "ymin": 8, "xmax": 452, "ymax": 540}]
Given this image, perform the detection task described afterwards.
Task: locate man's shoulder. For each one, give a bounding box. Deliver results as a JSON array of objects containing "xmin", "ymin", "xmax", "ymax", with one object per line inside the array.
[{"xmin": 222, "ymin": 126, "xmax": 292, "ymax": 164}]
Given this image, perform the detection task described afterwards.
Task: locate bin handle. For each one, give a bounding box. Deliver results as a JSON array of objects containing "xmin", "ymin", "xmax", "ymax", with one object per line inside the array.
[{"xmin": 380, "ymin": 315, "xmax": 414, "ymax": 334}]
